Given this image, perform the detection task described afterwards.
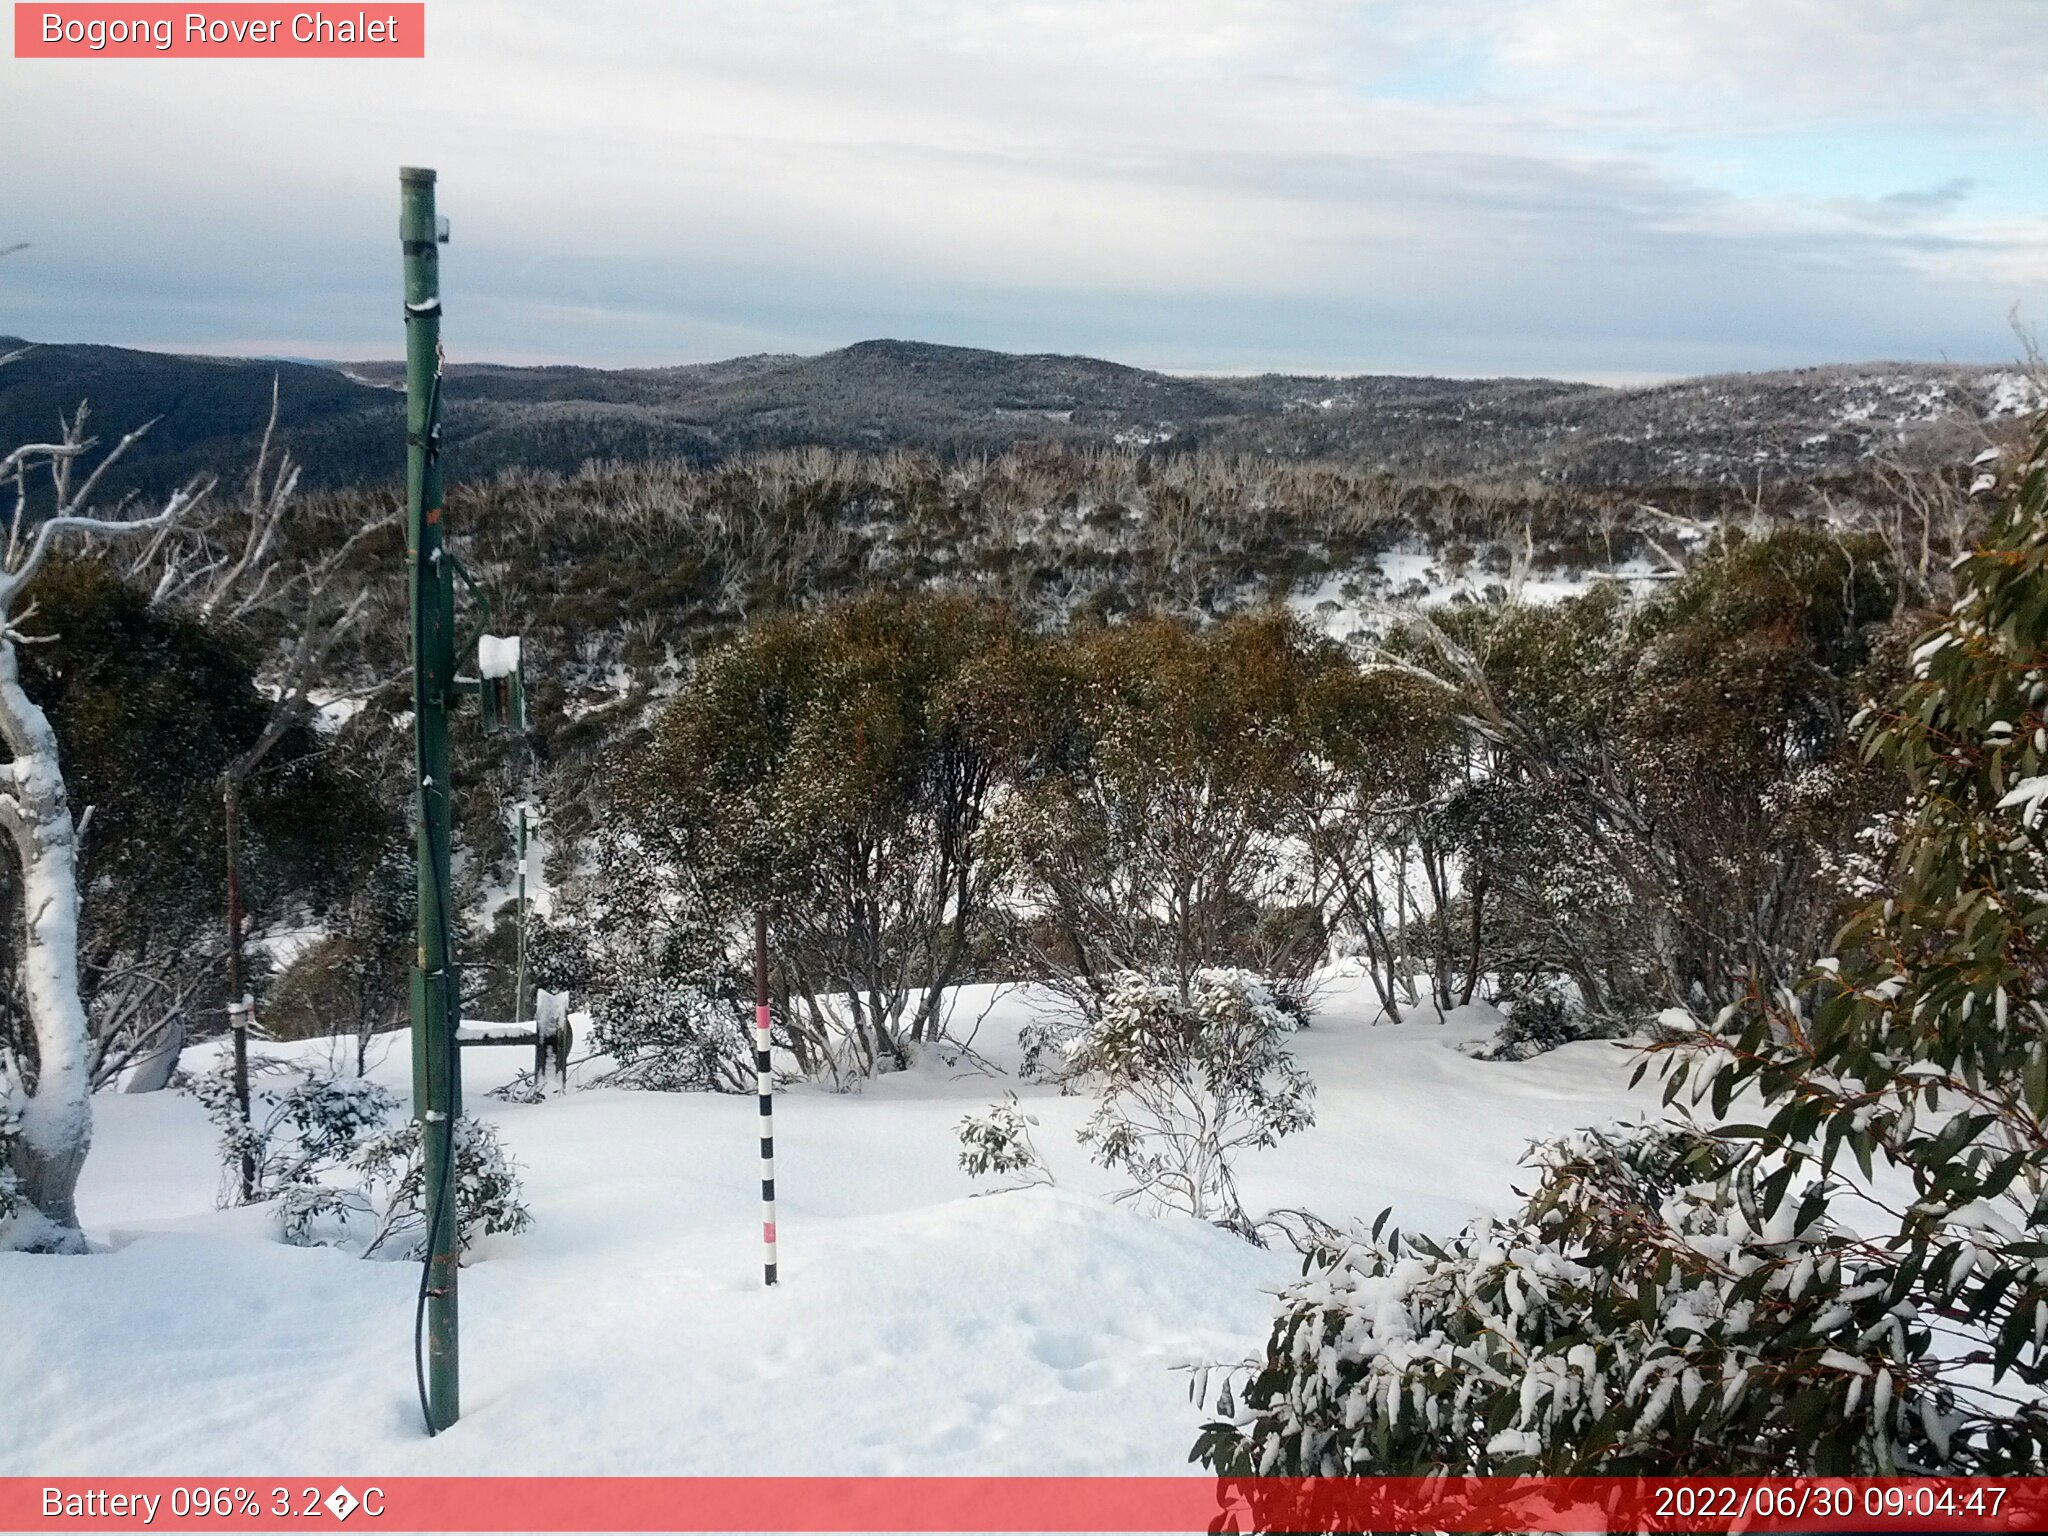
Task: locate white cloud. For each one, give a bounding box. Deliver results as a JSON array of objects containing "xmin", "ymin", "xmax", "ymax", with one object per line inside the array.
[{"xmin": 0, "ymin": 0, "xmax": 2040, "ymax": 373}]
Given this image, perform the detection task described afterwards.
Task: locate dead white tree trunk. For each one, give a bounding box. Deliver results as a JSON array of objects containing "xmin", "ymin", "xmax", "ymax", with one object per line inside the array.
[{"xmin": 0, "ymin": 409, "xmax": 201, "ymax": 1251}]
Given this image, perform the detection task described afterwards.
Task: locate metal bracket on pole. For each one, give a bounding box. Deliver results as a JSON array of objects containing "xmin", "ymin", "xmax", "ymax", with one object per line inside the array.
[{"xmin": 455, "ymin": 990, "xmax": 573, "ymax": 1095}]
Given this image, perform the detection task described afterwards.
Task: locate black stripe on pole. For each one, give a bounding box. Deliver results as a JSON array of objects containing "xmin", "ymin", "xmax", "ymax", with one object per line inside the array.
[{"xmin": 755, "ymin": 908, "xmax": 778, "ymax": 1288}]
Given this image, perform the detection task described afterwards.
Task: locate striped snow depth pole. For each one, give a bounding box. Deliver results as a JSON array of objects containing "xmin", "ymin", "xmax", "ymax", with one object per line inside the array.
[{"xmin": 754, "ymin": 908, "xmax": 779, "ymax": 1286}]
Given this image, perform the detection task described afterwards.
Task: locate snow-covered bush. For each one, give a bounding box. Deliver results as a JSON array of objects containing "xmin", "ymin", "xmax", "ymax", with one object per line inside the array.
[
  {"xmin": 189, "ymin": 1057, "xmax": 529, "ymax": 1259},
  {"xmin": 331, "ymin": 1114, "xmax": 532, "ymax": 1259},
  {"xmin": 1199, "ymin": 424, "xmax": 2048, "ymax": 1478},
  {"xmin": 1199, "ymin": 1123, "xmax": 1989, "ymax": 1476},
  {"xmin": 191, "ymin": 1058, "xmax": 397, "ymax": 1208},
  {"xmin": 1471, "ymin": 982, "xmax": 1592, "ymax": 1061},
  {"xmin": 585, "ymin": 974, "xmax": 751, "ymax": 1094},
  {"xmin": 1069, "ymin": 969, "xmax": 1312, "ymax": 1232},
  {"xmin": 956, "ymin": 1092, "xmax": 1051, "ymax": 1189},
  {"xmin": 530, "ymin": 837, "xmax": 755, "ymax": 1095}
]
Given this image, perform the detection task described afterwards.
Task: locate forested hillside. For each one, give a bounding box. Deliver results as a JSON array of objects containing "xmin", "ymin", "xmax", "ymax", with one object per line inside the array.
[{"xmin": 3, "ymin": 334, "xmax": 2036, "ymax": 502}]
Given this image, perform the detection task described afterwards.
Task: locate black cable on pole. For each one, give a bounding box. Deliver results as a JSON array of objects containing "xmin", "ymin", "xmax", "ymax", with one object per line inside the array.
[
  {"xmin": 412, "ymin": 841, "xmax": 459, "ymax": 1436},
  {"xmin": 407, "ymin": 368, "xmax": 459, "ymax": 1438}
]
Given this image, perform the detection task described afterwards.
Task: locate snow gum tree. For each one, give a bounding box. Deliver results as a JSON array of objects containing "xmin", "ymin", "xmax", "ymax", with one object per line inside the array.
[
  {"xmin": 5, "ymin": 561, "xmax": 375, "ymax": 1091},
  {"xmin": 1289, "ymin": 662, "xmax": 1467, "ymax": 1021},
  {"xmin": 1006, "ymin": 616, "xmax": 1332, "ymax": 1059},
  {"xmin": 0, "ymin": 412, "xmax": 202, "ymax": 1252},
  {"xmin": 1389, "ymin": 527, "xmax": 1898, "ymax": 1034},
  {"xmin": 628, "ymin": 593, "xmax": 1042, "ymax": 1078}
]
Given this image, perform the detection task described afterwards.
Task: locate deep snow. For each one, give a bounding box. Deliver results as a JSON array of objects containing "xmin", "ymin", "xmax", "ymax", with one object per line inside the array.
[{"xmin": 2, "ymin": 977, "xmax": 1657, "ymax": 1475}]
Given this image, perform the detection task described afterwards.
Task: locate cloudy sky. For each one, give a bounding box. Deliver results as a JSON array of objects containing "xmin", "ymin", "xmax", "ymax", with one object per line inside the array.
[{"xmin": 3, "ymin": 0, "xmax": 2043, "ymax": 380}]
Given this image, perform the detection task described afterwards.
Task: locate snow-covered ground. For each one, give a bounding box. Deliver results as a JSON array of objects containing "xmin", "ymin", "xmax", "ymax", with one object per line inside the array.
[
  {"xmin": 1289, "ymin": 553, "xmax": 1670, "ymax": 644},
  {"xmin": 2, "ymin": 978, "xmax": 1656, "ymax": 1476}
]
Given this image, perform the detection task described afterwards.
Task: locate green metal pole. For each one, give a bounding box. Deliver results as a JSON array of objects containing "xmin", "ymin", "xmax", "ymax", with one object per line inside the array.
[{"xmin": 402, "ymin": 165, "xmax": 461, "ymax": 1434}]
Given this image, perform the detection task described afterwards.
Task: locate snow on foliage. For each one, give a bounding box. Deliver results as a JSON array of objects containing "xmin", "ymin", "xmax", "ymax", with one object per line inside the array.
[
  {"xmin": 1197, "ymin": 1124, "xmax": 1967, "ymax": 1477},
  {"xmin": 527, "ymin": 830, "xmax": 754, "ymax": 1096},
  {"xmin": 0, "ymin": 1070, "xmax": 23, "ymax": 1226},
  {"xmin": 190, "ymin": 1058, "xmax": 530, "ymax": 1258},
  {"xmin": 191, "ymin": 1058, "xmax": 396, "ymax": 1209},
  {"xmin": 956, "ymin": 1092, "xmax": 1053, "ymax": 1190},
  {"xmin": 583, "ymin": 972, "xmax": 753, "ymax": 1095},
  {"xmin": 1068, "ymin": 969, "xmax": 1312, "ymax": 1234},
  {"xmin": 332, "ymin": 1115, "xmax": 532, "ymax": 1259},
  {"xmin": 1198, "ymin": 418, "xmax": 2048, "ymax": 1478}
]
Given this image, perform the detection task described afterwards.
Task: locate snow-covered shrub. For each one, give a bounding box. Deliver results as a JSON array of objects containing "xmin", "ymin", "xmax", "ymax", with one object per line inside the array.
[
  {"xmin": 1199, "ymin": 1123, "xmax": 1985, "ymax": 1476},
  {"xmin": 585, "ymin": 975, "xmax": 751, "ymax": 1094},
  {"xmin": 330, "ymin": 1114, "xmax": 532, "ymax": 1259},
  {"xmin": 530, "ymin": 839, "xmax": 755, "ymax": 1095},
  {"xmin": 1069, "ymin": 969, "xmax": 1313, "ymax": 1232},
  {"xmin": 188, "ymin": 1057, "xmax": 529, "ymax": 1258},
  {"xmin": 1471, "ymin": 982, "xmax": 1591, "ymax": 1061},
  {"xmin": 956, "ymin": 1092, "xmax": 1051, "ymax": 1189},
  {"xmin": 190, "ymin": 1058, "xmax": 398, "ymax": 1208}
]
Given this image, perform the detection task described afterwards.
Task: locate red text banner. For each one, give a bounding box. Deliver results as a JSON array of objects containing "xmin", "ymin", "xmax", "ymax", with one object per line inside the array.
[
  {"xmin": 2, "ymin": 1477, "xmax": 2045, "ymax": 1532},
  {"xmin": 13, "ymin": 5, "xmax": 425, "ymax": 57}
]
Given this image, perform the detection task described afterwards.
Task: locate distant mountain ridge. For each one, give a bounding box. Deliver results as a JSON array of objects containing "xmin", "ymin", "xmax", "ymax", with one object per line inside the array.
[{"xmin": 0, "ymin": 335, "xmax": 2035, "ymax": 499}]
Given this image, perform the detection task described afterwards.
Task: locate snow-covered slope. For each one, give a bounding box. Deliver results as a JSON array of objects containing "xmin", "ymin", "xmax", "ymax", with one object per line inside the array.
[{"xmin": 1, "ymin": 979, "xmax": 1654, "ymax": 1475}]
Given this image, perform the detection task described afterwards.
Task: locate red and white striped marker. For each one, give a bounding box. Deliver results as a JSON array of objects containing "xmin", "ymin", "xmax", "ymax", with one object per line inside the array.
[{"xmin": 754, "ymin": 910, "xmax": 778, "ymax": 1286}]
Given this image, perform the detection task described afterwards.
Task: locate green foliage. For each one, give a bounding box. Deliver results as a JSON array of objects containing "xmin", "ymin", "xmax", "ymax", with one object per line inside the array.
[
  {"xmin": 190, "ymin": 1058, "xmax": 398, "ymax": 1209},
  {"xmin": 956, "ymin": 1092, "xmax": 1051, "ymax": 1187},
  {"xmin": 190, "ymin": 1053, "xmax": 532, "ymax": 1259},
  {"xmin": 1684, "ymin": 423, "xmax": 2048, "ymax": 1463},
  {"xmin": 0, "ymin": 561, "xmax": 380, "ymax": 1074},
  {"xmin": 22, "ymin": 560, "xmax": 368, "ymax": 913},
  {"xmin": 1195, "ymin": 425, "xmax": 2048, "ymax": 1478},
  {"xmin": 1430, "ymin": 527, "xmax": 1899, "ymax": 1024},
  {"xmin": 1071, "ymin": 969, "xmax": 1312, "ymax": 1232},
  {"xmin": 1292, "ymin": 661, "xmax": 1477, "ymax": 1019},
  {"xmin": 1007, "ymin": 615, "xmax": 1338, "ymax": 1044},
  {"xmin": 1197, "ymin": 1125, "xmax": 1958, "ymax": 1478},
  {"xmin": 629, "ymin": 593, "xmax": 1039, "ymax": 1075},
  {"xmin": 338, "ymin": 1114, "xmax": 532, "ymax": 1259}
]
